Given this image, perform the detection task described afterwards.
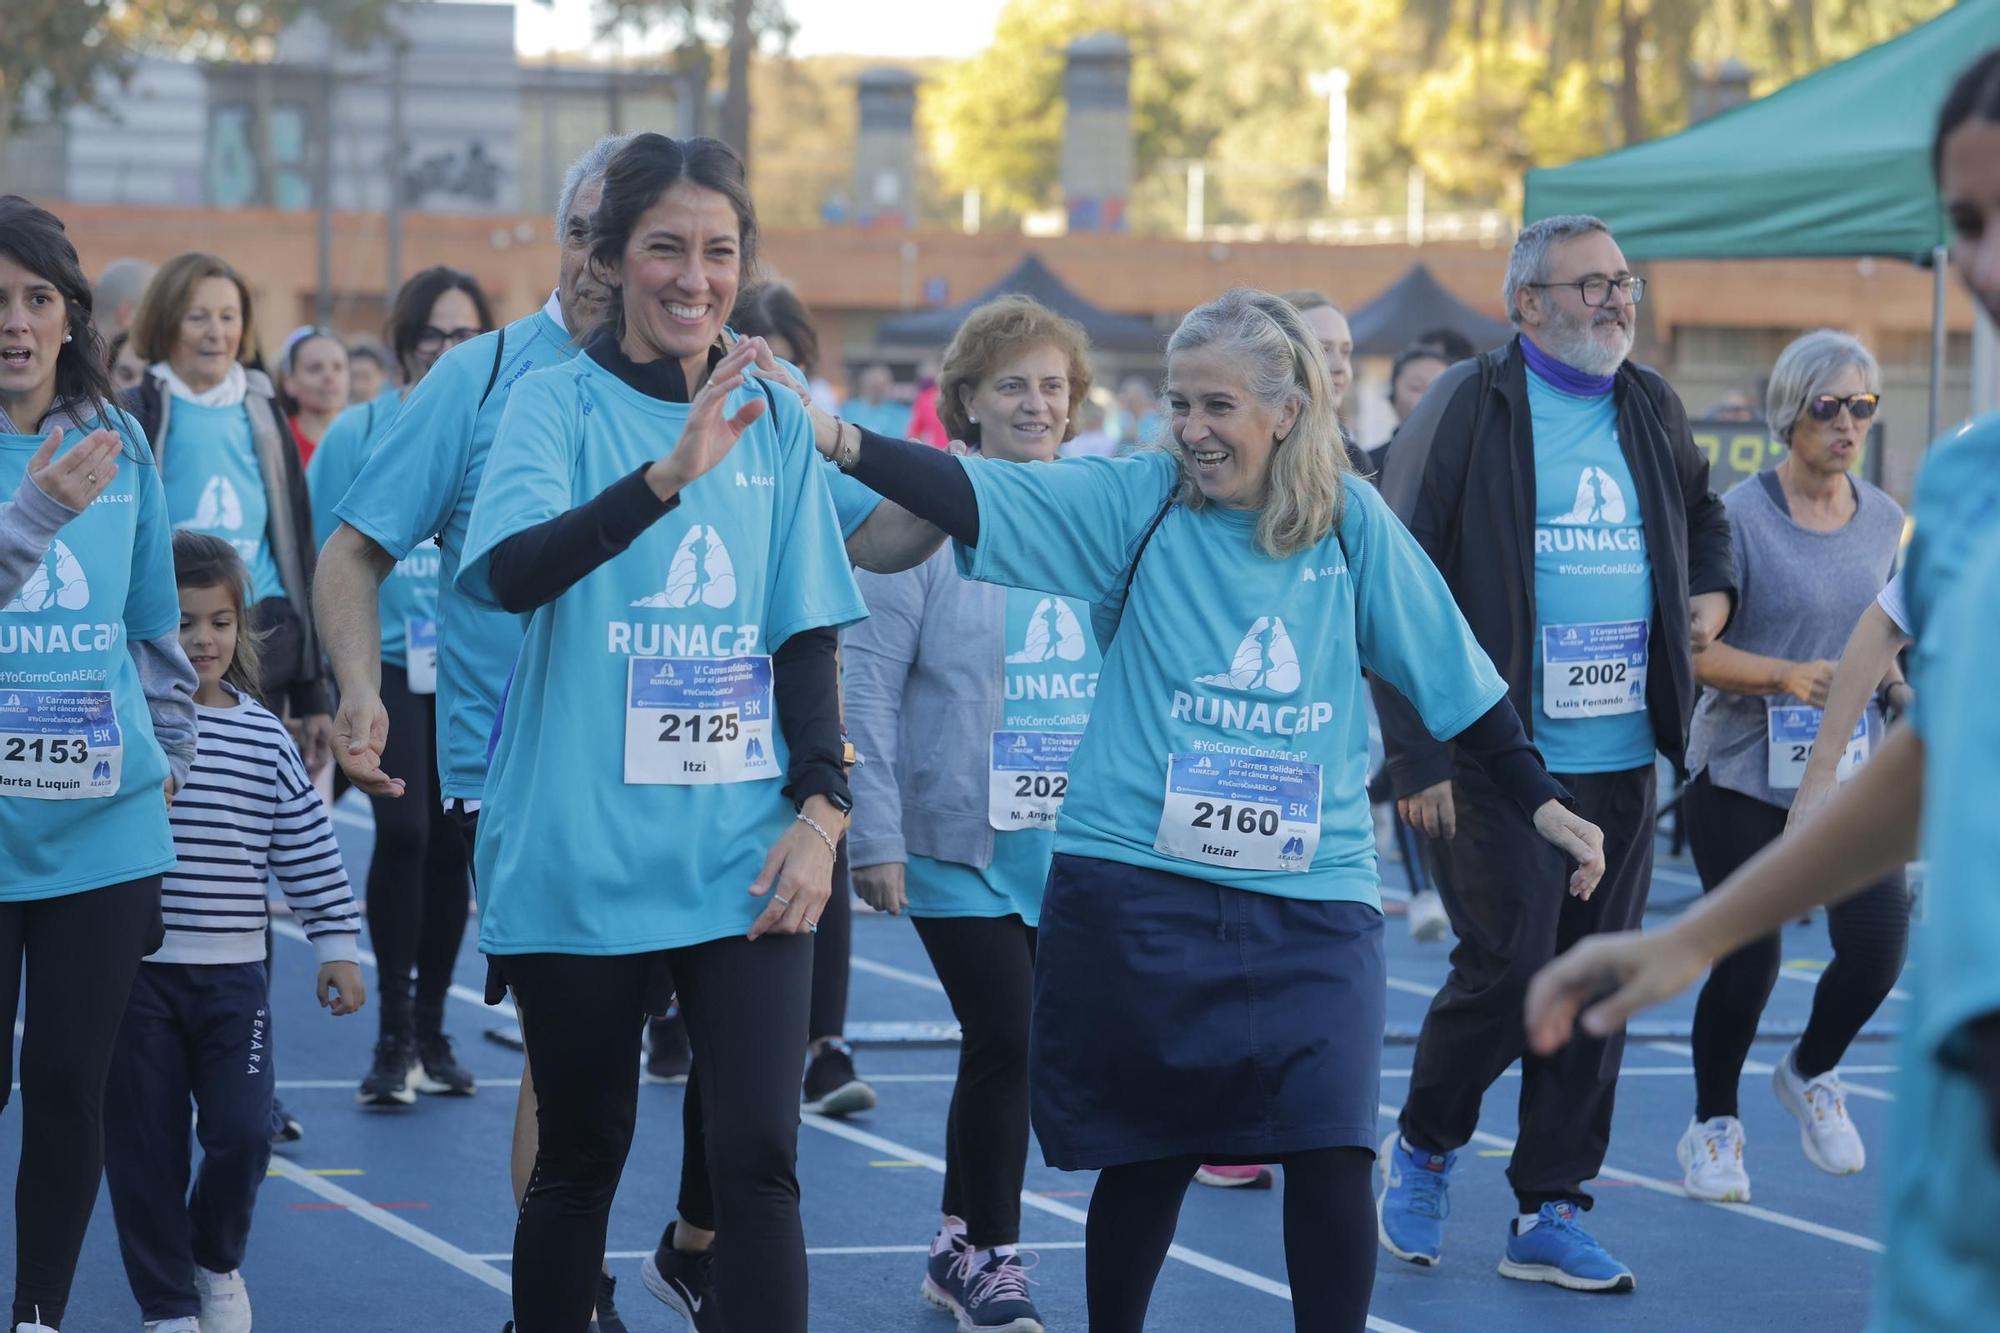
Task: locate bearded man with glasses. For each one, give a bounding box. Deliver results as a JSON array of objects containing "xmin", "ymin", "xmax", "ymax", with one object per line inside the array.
[{"xmin": 1371, "ymin": 213, "xmax": 1738, "ymax": 1295}]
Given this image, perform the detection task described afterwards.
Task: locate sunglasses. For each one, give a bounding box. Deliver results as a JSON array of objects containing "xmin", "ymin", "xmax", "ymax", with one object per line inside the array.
[{"xmin": 1804, "ymin": 393, "xmax": 1880, "ymax": 423}]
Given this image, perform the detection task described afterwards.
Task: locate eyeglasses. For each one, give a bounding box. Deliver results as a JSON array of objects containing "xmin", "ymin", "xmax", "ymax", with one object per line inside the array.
[
  {"xmin": 415, "ymin": 325, "xmax": 482, "ymax": 353},
  {"xmin": 1804, "ymin": 392, "xmax": 1880, "ymax": 423},
  {"xmin": 1525, "ymin": 275, "xmax": 1647, "ymax": 308}
]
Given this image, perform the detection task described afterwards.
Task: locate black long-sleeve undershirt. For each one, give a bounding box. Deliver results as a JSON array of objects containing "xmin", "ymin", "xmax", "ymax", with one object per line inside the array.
[{"xmin": 838, "ymin": 429, "xmax": 1564, "ymax": 821}]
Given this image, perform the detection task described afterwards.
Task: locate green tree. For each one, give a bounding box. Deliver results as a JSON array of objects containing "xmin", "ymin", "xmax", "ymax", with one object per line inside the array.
[{"xmin": 0, "ymin": 0, "xmax": 404, "ymax": 149}]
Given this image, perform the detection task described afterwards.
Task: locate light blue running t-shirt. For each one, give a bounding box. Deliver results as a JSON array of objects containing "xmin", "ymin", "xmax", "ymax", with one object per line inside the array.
[
  {"xmin": 160, "ymin": 399, "xmax": 283, "ymax": 601},
  {"xmin": 1527, "ymin": 371, "xmax": 1656, "ymax": 774},
  {"xmin": 0, "ymin": 408, "xmax": 178, "ymax": 898},
  {"xmin": 956, "ymin": 452, "xmax": 1506, "ymax": 907},
  {"xmin": 457, "ymin": 350, "xmax": 866, "ymax": 953},
  {"xmin": 308, "ymin": 394, "xmax": 439, "ymax": 672}
]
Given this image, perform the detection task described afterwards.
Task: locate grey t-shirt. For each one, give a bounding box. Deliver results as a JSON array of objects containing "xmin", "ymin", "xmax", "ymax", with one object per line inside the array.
[{"xmin": 1687, "ymin": 470, "xmax": 1904, "ymax": 808}]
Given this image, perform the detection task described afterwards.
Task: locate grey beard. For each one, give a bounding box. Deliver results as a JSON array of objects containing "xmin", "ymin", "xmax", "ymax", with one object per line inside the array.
[{"xmin": 1542, "ymin": 313, "xmax": 1632, "ymax": 378}]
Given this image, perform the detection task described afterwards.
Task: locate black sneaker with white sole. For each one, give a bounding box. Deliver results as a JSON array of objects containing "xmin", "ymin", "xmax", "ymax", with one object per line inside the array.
[
  {"xmin": 269, "ymin": 1097, "xmax": 304, "ymax": 1144},
  {"xmin": 641, "ymin": 1222, "xmax": 721, "ymax": 1332},
  {"xmin": 801, "ymin": 1039, "xmax": 876, "ymax": 1117},
  {"xmin": 959, "ymin": 1252, "xmax": 1045, "ymax": 1332},
  {"xmin": 643, "ymin": 1011, "xmax": 692, "ymax": 1085},
  {"xmin": 414, "ymin": 1032, "xmax": 477, "ymax": 1096},
  {"xmin": 357, "ymin": 1036, "xmax": 416, "ymax": 1107}
]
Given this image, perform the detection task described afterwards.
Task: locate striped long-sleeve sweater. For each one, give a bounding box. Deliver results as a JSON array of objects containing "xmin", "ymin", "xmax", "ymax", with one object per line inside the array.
[{"xmin": 156, "ymin": 688, "xmax": 360, "ymax": 966}]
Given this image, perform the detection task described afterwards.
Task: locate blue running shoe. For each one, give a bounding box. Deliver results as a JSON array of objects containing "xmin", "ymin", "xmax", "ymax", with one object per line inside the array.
[
  {"xmin": 1376, "ymin": 1131, "xmax": 1454, "ymax": 1265},
  {"xmin": 1497, "ymin": 1202, "xmax": 1636, "ymax": 1292}
]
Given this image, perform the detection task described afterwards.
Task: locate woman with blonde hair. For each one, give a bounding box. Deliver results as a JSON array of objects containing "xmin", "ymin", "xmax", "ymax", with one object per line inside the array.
[{"xmin": 814, "ymin": 286, "xmax": 1604, "ymax": 1331}]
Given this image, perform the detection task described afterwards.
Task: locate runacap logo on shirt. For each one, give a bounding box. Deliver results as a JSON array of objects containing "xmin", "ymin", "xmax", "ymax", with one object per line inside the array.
[
  {"xmin": 3, "ymin": 541, "xmax": 90, "ymax": 614},
  {"xmin": 1006, "ymin": 597, "xmax": 1088, "ymax": 665},
  {"xmin": 190, "ymin": 475, "xmax": 245, "ymax": 531},
  {"xmin": 632, "ymin": 526, "xmax": 738, "ymax": 609},
  {"xmin": 1195, "ymin": 616, "xmax": 1301, "ymax": 693},
  {"xmin": 1549, "ymin": 466, "xmax": 1627, "ymax": 525}
]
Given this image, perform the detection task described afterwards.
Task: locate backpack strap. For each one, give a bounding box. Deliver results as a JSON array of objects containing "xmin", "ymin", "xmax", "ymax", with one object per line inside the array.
[{"xmin": 477, "ymin": 327, "xmax": 508, "ymax": 409}]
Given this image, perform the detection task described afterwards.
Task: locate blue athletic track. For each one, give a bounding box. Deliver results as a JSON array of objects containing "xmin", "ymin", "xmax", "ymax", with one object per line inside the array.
[{"xmin": 8, "ymin": 790, "xmax": 1897, "ymax": 1331}]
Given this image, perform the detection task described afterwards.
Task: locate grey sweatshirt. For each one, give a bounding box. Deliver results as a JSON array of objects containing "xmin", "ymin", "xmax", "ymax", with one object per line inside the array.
[
  {"xmin": 0, "ymin": 400, "xmax": 200, "ymax": 789},
  {"xmin": 1686, "ymin": 470, "xmax": 1903, "ymax": 808}
]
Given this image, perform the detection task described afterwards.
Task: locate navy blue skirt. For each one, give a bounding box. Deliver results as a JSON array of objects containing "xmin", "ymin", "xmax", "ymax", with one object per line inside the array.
[{"xmin": 1030, "ymin": 853, "xmax": 1386, "ymax": 1171}]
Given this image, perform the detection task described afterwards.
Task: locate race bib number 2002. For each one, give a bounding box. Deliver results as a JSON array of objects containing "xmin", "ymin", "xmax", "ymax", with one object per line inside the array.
[{"xmin": 623, "ymin": 655, "xmax": 778, "ymax": 786}]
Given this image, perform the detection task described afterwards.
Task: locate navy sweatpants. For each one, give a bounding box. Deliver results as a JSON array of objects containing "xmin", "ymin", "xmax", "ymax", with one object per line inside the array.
[{"xmin": 103, "ymin": 961, "xmax": 276, "ymax": 1322}]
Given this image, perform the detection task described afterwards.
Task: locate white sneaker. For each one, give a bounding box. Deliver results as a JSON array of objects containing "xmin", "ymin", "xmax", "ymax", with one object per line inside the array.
[
  {"xmin": 1676, "ymin": 1115, "xmax": 1751, "ymax": 1202},
  {"xmin": 1407, "ymin": 890, "xmax": 1449, "ymax": 943},
  {"xmin": 1772, "ymin": 1045, "xmax": 1866, "ymax": 1175},
  {"xmin": 193, "ymin": 1267, "xmax": 251, "ymax": 1333},
  {"xmin": 17, "ymin": 1323, "xmax": 61, "ymax": 1333},
  {"xmin": 143, "ymin": 1320, "xmax": 201, "ymax": 1333}
]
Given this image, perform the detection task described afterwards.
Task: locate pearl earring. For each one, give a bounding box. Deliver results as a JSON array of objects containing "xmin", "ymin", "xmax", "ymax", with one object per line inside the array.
[
  {"xmin": 968, "ymin": 413, "xmax": 978, "ymax": 423},
  {"xmin": 62, "ymin": 334, "xmax": 73, "ymax": 343}
]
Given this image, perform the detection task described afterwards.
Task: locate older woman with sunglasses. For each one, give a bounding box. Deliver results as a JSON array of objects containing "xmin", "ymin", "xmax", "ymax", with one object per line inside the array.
[{"xmin": 1670, "ymin": 329, "xmax": 1907, "ymax": 1205}]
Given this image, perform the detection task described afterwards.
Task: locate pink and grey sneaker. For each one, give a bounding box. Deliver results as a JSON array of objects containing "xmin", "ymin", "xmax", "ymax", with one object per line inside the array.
[{"xmin": 1194, "ymin": 1163, "xmax": 1275, "ymax": 1189}]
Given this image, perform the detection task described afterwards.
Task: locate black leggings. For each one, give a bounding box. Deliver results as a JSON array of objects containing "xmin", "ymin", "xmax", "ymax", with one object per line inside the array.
[
  {"xmin": 1685, "ymin": 771, "xmax": 1909, "ymax": 1119},
  {"xmin": 365, "ymin": 663, "xmax": 470, "ymax": 1038},
  {"xmin": 912, "ymin": 914, "xmax": 1036, "ymax": 1247},
  {"xmin": 808, "ymin": 837, "xmax": 852, "ymax": 1041},
  {"xmin": 1084, "ymin": 1148, "xmax": 1377, "ymax": 1333},
  {"xmin": 0, "ymin": 876, "xmax": 162, "ymax": 1328},
  {"xmin": 505, "ymin": 933, "xmax": 813, "ymax": 1333}
]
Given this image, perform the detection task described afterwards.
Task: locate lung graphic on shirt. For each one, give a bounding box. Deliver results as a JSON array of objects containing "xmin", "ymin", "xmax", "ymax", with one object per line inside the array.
[
  {"xmin": 1006, "ymin": 597, "xmax": 1087, "ymax": 665},
  {"xmin": 632, "ymin": 525, "xmax": 737, "ymax": 609},
  {"xmin": 2, "ymin": 540, "xmax": 89, "ymax": 613},
  {"xmin": 1549, "ymin": 466, "xmax": 1627, "ymax": 525},
  {"xmin": 1194, "ymin": 616, "xmax": 1301, "ymax": 694},
  {"xmin": 189, "ymin": 475, "xmax": 246, "ymax": 531}
]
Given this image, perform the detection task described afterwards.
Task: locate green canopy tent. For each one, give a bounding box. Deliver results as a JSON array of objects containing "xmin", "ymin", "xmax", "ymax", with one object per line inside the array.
[{"xmin": 1523, "ymin": 1, "xmax": 2000, "ymax": 440}]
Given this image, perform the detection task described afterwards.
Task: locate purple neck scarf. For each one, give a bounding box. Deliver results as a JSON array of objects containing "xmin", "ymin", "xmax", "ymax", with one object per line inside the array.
[{"xmin": 1521, "ymin": 335, "xmax": 1616, "ymax": 398}]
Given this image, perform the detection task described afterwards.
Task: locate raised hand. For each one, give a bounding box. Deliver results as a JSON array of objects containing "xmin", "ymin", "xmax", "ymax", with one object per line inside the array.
[{"xmin": 645, "ymin": 338, "xmax": 769, "ymax": 500}]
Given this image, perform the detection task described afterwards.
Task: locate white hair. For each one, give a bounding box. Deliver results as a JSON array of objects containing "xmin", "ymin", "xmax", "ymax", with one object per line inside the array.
[
  {"xmin": 1766, "ymin": 330, "xmax": 1881, "ymax": 442},
  {"xmin": 555, "ymin": 134, "xmax": 634, "ymax": 238},
  {"xmin": 1504, "ymin": 214, "xmax": 1611, "ymax": 325}
]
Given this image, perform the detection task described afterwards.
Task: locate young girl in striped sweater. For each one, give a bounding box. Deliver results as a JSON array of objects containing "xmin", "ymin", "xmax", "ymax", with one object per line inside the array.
[{"xmin": 101, "ymin": 531, "xmax": 366, "ymax": 1333}]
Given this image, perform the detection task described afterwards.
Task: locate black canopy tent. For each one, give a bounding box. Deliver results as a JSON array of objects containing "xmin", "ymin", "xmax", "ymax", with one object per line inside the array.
[
  {"xmin": 1345, "ymin": 263, "xmax": 1514, "ymax": 358},
  {"xmin": 875, "ymin": 254, "xmax": 1165, "ymax": 354}
]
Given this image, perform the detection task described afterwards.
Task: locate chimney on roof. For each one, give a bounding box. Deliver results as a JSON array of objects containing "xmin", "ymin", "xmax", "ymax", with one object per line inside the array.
[
  {"xmin": 1062, "ymin": 33, "xmax": 1132, "ymax": 233},
  {"xmin": 1691, "ymin": 58, "xmax": 1754, "ymax": 122},
  {"xmin": 853, "ymin": 67, "xmax": 919, "ymax": 228}
]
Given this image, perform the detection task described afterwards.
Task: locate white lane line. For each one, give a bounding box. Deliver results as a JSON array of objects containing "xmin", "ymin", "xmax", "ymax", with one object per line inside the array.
[
  {"xmin": 270, "ymin": 918, "xmax": 513, "ymax": 1019},
  {"xmin": 1643, "ymin": 1040, "xmax": 1894, "ymax": 1102},
  {"xmin": 799, "ymin": 1111, "xmax": 1422, "ymax": 1333},
  {"xmin": 330, "ymin": 805, "xmax": 374, "ymax": 833},
  {"xmin": 1777, "ymin": 966, "xmax": 1909, "ymax": 1003},
  {"xmin": 1386, "ymin": 976, "xmax": 1439, "ymax": 999},
  {"xmin": 1384, "ymin": 1105, "xmax": 1884, "ymax": 1254},
  {"xmin": 851, "ymin": 955, "xmax": 948, "ymax": 994},
  {"xmin": 266, "ymin": 1156, "xmax": 513, "ymax": 1293},
  {"xmin": 470, "ymin": 1242, "xmax": 1092, "ymax": 1262}
]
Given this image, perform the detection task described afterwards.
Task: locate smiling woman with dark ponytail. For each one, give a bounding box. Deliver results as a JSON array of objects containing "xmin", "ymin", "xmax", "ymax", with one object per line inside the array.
[{"xmin": 0, "ymin": 194, "xmax": 197, "ymax": 1333}]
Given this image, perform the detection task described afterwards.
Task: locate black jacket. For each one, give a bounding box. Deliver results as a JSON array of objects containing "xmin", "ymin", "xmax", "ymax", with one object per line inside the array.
[
  {"xmin": 1371, "ymin": 336, "xmax": 1736, "ymax": 798},
  {"xmin": 122, "ymin": 370, "xmax": 327, "ymax": 718}
]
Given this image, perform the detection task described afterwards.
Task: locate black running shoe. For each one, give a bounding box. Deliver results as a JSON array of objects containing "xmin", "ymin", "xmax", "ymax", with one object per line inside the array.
[
  {"xmin": 643, "ymin": 1011, "xmax": 692, "ymax": 1085},
  {"xmin": 921, "ymin": 1225, "xmax": 972, "ymax": 1317},
  {"xmin": 357, "ymin": 1036, "xmax": 415, "ymax": 1107},
  {"xmin": 269, "ymin": 1097, "xmax": 304, "ymax": 1144},
  {"xmin": 413, "ymin": 1032, "xmax": 477, "ymax": 1096},
  {"xmin": 801, "ymin": 1038, "xmax": 876, "ymax": 1117},
  {"xmin": 590, "ymin": 1268, "xmax": 628, "ymax": 1332},
  {"xmin": 641, "ymin": 1222, "xmax": 721, "ymax": 1332}
]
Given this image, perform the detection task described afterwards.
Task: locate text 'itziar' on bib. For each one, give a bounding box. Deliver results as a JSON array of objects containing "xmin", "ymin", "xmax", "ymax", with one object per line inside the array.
[
  {"xmin": 623, "ymin": 654, "xmax": 777, "ymax": 785},
  {"xmin": 0, "ymin": 688, "xmax": 122, "ymax": 799},
  {"xmin": 1153, "ymin": 751, "xmax": 1320, "ymax": 873}
]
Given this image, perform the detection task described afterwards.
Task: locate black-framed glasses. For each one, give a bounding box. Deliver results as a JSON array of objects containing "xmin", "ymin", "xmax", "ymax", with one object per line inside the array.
[
  {"xmin": 1804, "ymin": 392, "xmax": 1881, "ymax": 423},
  {"xmin": 1526, "ymin": 275, "xmax": 1647, "ymax": 307},
  {"xmin": 415, "ymin": 325, "xmax": 482, "ymax": 353}
]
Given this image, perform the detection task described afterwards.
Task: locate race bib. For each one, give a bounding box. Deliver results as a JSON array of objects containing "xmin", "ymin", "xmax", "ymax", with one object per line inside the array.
[
  {"xmin": 988, "ymin": 730, "xmax": 1080, "ymax": 831},
  {"xmin": 1767, "ymin": 705, "xmax": 1868, "ymax": 790},
  {"xmin": 1542, "ymin": 620, "xmax": 1649, "ymax": 719},
  {"xmin": 405, "ymin": 617, "xmax": 438, "ymax": 696},
  {"xmin": 1153, "ymin": 752, "xmax": 1320, "ymax": 873},
  {"xmin": 623, "ymin": 655, "xmax": 778, "ymax": 786},
  {"xmin": 0, "ymin": 689, "xmax": 122, "ymax": 800}
]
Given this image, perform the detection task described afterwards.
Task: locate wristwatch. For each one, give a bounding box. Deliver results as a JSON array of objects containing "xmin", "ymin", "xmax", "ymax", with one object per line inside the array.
[{"xmin": 822, "ymin": 788, "xmax": 854, "ymax": 816}]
